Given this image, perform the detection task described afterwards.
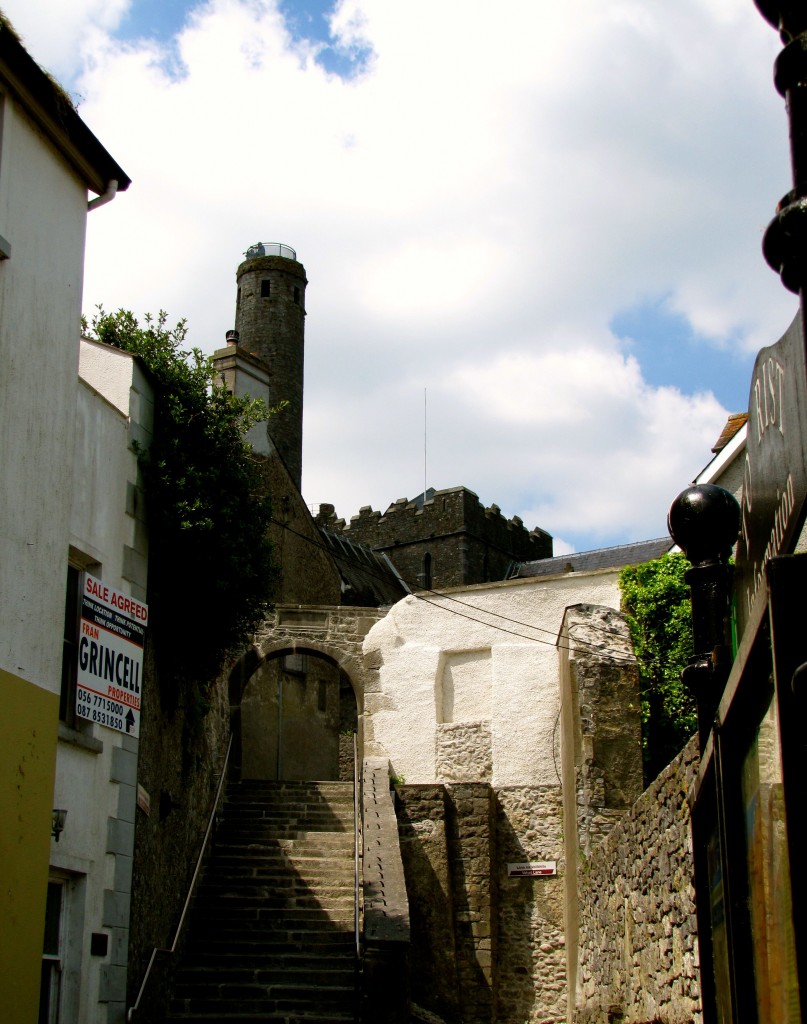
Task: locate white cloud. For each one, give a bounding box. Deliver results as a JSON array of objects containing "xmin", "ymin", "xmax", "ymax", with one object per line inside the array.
[
  {"xmin": 2, "ymin": 0, "xmax": 130, "ymax": 80},
  {"xmin": 2, "ymin": 0, "xmax": 797, "ymax": 550}
]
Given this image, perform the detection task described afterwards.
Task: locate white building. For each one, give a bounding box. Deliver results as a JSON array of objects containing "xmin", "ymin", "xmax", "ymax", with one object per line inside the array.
[
  {"xmin": 47, "ymin": 340, "xmax": 152, "ymax": 1024},
  {"xmin": 0, "ymin": 17, "xmax": 131, "ymax": 1022}
]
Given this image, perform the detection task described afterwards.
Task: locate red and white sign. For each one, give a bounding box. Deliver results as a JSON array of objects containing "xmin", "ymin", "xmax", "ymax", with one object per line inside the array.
[
  {"xmin": 507, "ymin": 861, "xmax": 557, "ymax": 878},
  {"xmin": 76, "ymin": 574, "xmax": 148, "ymax": 737}
]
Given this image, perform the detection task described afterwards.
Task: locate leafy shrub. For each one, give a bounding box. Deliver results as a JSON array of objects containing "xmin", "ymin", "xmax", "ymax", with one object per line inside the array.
[
  {"xmin": 619, "ymin": 552, "xmax": 695, "ymax": 782},
  {"xmin": 85, "ymin": 309, "xmax": 279, "ymax": 695}
]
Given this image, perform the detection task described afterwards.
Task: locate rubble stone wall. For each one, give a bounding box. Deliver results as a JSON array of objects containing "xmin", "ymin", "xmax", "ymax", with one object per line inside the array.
[
  {"xmin": 574, "ymin": 737, "xmax": 701, "ymax": 1024},
  {"xmin": 395, "ymin": 782, "xmax": 566, "ymax": 1024},
  {"xmin": 495, "ymin": 786, "xmax": 566, "ymax": 1024}
]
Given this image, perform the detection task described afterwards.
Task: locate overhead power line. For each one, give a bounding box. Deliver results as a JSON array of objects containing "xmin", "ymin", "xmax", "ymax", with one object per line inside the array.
[{"xmin": 268, "ymin": 516, "xmax": 638, "ymax": 665}]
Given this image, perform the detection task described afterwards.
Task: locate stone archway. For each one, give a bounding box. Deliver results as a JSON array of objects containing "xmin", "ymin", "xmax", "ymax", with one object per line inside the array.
[{"xmin": 227, "ymin": 605, "xmax": 387, "ymax": 779}]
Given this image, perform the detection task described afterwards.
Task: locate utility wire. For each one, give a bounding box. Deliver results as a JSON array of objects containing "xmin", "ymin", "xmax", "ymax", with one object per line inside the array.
[{"xmin": 269, "ymin": 516, "xmax": 637, "ymax": 665}]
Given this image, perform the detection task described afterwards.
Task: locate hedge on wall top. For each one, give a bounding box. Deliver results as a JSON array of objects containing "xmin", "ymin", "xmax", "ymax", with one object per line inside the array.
[{"xmin": 86, "ymin": 308, "xmax": 280, "ymax": 692}]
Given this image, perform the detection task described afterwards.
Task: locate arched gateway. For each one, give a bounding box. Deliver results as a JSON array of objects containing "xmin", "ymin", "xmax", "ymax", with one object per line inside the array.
[{"xmin": 226, "ymin": 604, "xmax": 387, "ymax": 780}]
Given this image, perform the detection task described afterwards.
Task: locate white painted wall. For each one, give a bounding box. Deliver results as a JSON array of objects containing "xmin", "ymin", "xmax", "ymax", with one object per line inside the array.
[
  {"xmin": 51, "ymin": 343, "xmax": 152, "ymax": 1024},
  {"xmin": 0, "ymin": 95, "xmax": 88, "ymax": 695},
  {"xmin": 363, "ymin": 570, "xmax": 622, "ymax": 785}
]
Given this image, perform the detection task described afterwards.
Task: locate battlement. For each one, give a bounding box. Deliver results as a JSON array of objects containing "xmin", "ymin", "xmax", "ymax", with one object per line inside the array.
[{"xmin": 315, "ymin": 487, "xmax": 552, "ymax": 590}]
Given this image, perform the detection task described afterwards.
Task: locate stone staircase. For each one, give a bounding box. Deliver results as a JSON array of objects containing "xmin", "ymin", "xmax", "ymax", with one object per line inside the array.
[{"xmin": 166, "ymin": 780, "xmax": 358, "ymax": 1023}]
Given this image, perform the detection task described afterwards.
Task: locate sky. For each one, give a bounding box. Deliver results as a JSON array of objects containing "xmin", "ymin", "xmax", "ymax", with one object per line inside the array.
[{"xmin": 3, "ymin": 0, "xmax": 798, "ymax": 554}]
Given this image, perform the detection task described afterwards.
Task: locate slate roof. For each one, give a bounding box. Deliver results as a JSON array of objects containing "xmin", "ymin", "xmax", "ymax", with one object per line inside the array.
[
  {"xmin": 319, "ymin": 529, "xmax": 410, "ymax": 607},
  {"xmin": 514, "ymin": 537, "xmax": 672, "ymax": 579}
]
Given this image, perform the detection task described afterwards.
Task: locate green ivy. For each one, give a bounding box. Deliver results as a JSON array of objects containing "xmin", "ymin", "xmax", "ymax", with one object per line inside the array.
[
  {"xmin": 618, "ymin": 552, "xmax": 695, "ymax": 783},
  {"xmin": 85, "ymin": 309, "xmax": 280, "ymax": 696}
]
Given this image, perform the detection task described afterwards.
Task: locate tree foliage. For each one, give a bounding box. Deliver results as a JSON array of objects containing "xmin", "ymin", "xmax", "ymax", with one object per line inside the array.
[
  {"xmin": 618, "ymin": 552, "xmax": 695, "ymax": 782},
  {"xmin": 85, "ymin": 309, "xmax": 279, "ymax": 694}
]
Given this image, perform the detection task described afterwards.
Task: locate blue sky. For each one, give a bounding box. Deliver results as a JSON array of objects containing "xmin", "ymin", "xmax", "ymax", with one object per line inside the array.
[
  {"xmin": 2, "ymin": 0, "xmax": 796, "ymax": 553},
  {"xmin": 116, "ymin": 0, "xmax": 371, "ymax": 76},
  {"xmin": 611, "ymin": 300, "xmax": 752, "ymax": 413}
]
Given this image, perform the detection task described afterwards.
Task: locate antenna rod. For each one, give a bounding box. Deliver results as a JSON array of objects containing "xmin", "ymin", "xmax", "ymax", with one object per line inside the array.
[{"xmin": 424, "ymin": 387, "xmax": 427, "ymax": 501}]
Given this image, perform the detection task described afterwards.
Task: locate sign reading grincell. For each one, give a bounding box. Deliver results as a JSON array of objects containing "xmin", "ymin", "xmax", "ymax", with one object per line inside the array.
[
  {"xmin": 734, "ymin": 313, "xmax": 807, "ymax": 638},
  {"xmin": 76, "ymin": 574, "xmax": 148, "ymax": 737}
]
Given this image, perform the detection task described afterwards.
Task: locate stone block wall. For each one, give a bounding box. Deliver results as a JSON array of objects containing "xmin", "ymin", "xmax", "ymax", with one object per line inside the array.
[
  {"xmin": 316, "ymin": 487, "xmax": 552, "ymax": 589},
  {"xmin": 396, "ymin": 785, "xmax": 462, "ymax": 1022},
  {"xmin": 495, "ymin": 786, "xmax": 566, "ymax": 1024},
  {"xmin": 395, "ymin": 782, "xmax": 566, "ymax": 1024},
  {"xmin": 573, "ymin": 738, "xmax": 701, "ymax": 1024}
]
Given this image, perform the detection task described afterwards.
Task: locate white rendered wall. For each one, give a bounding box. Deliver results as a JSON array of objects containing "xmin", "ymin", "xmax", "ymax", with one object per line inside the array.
[
  {"xmin": 363, "ymin": 570, "xmax": 622, "ymax": 785},
  {"xmin": 0, "ymin": 96, "xmax": 88, "ymax": 696},
  {"xmin": 51, "ymin": 344, "xmax": 150, "ymax": 1024}
]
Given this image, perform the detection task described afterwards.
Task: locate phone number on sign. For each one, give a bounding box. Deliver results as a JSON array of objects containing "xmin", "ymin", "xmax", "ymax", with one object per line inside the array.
[{"xmin": 77, "ymin": 690, "xmax": 126, "ymax": 729}]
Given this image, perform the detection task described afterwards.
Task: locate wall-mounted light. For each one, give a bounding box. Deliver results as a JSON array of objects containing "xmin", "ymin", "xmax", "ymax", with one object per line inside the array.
[{"xmin": 51, "ymin": 809, "xmax": 67, "ymax": 842}]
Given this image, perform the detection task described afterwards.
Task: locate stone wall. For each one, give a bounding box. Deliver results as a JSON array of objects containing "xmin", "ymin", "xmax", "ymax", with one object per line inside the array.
[
  {"xmin": 573, "ymin": 737, "xmax": 701, "ymax": 1024},
  {"xmin": 127, "ymin": 650, "xmax": 231, "ymax": 1017},
  {"xmin": 436, "ymin": 721, "xmax": 492, "ymax": 783},
  {"xmin": 395, "ymin": 782, "xmax": 566, "ymax": 1024},
  {"xmin": 317, "ymin": 486, "xmax": 552, "ymax": 589},
  {"xmin": 495, "ymin": 786, "xmax": 566, "ymax": 1024}
]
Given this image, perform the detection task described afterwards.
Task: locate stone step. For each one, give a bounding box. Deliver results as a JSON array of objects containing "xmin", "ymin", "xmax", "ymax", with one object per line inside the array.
[
  {"xmin": 186, "ymin": 934, "xmax": 355, "ymax": 956},
  {"xmin": 196, "ymin": 877, "xmax": 355, "ymax": 893},
  {"xmin": 214, "ymin": 831, "xmax": 352, "ymax": 847},
  {"xmin": 173, "ymin": 963, "xmax": 356, "ymax": 987},
  {"xmin": 188, "ymin": 951, "xmax": 357, "ymax": 970},
  {"xmin": 165, "ymin": 1013, "xmax": 355, "ymax": 1024},
  {"xmin": 187, "ymin": 917, "xmax": 355, "ymax": 937},
  {"xmin": 172, "ymin": 987, "xmax": 354, "ymax": 1011},
  {"xmin": 164, "ymin": 780, "xmax": 357, "ymax": 1021},
  {"xmin": 172, "ymin": 981, "xmax": 356, "ymax": 1005},
  {"xmin": 203, "ymin": 862, "xmax": 355, "ymax": 879}
]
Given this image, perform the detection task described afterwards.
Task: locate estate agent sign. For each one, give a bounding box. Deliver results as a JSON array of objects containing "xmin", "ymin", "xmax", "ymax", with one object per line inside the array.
[
  {"xmin": 733, "ymin": 312, "xmax": 807, "ymax": 638},
  {"xmin": 76, "ymin": 573, "xmax": 148, "ymax": 737}
]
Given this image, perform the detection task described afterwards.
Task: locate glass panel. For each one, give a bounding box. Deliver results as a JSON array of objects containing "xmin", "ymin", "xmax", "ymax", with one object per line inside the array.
[
  {"xmin": 706, "ymin": 824, "xmax": 733, "ymax": 1024},
  {"xmin": 39, "ymin": 882, "xmax": 62, "ymax": 1024},
  {"xmin": 741, "ymin": 697, "xmax": 801, "ymax": 1023},
  {"xmin": 42, "ymin": 882, "xmax": 62, "ymax": 956}
]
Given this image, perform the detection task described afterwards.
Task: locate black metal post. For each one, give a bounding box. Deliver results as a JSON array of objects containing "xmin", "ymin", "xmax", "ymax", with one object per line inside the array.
[
  {"xmin": 755, "ymin": 3, "xmax": 807, "ymax": 304},
  {"xmin": 667, "ymin": 484, "xmax": 740, "ymax": 749}
]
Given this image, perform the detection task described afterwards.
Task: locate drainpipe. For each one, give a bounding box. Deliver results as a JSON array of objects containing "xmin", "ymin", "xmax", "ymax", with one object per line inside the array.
[{"xmin": 88, "ymin": 180, "xmax": 118, "ymax": 212}]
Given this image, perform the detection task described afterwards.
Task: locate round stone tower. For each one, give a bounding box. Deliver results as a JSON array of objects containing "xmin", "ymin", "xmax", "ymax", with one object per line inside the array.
[{"xmin": 234, "ymin": 242, "xmax": 307, "ymax": 488}]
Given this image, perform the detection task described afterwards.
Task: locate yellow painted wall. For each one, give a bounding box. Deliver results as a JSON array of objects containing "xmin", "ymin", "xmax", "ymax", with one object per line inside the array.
[{"xmin": 0, "ymin": 668, "xmax": 59, "ymax": 1023}]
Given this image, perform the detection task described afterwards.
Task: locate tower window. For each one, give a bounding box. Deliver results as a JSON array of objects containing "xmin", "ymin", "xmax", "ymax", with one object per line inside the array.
[
  {"xmin": 236, "ymin": 286, "xmax": 241, "ymax": 307},
  {"xmin": 260, "ymin": 279, "xmax": 271, "ymax": 298},
  {"xmin": 422, "ymin": 553, "xmax": 432, "ymax": 591},
  {"xmin": 293, "ymin": 286, "xmax": 300, "ymax": 305}
]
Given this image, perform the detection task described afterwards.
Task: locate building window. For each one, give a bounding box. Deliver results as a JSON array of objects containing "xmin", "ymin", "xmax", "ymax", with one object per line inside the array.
[
  {"xmin": 293, "ymin": 286, "xmax": 300, "ymax": 305},
  {"xmin": 60, "ymin": 566, "xmax": 81, "ymax": 727},
  {"xmin": 39, "ymin": 881, "xmax": 63, "ymax": 1024},
  {"xmin": 422, "ymin": 553, "xmax": 432, "ymax": 590},
  {"xmin": 260, "ymin": 279, "xmax": 270, "ymax": 298},
  {"xmin": 283, "ymin": 653, "xmax": 307, "ymax": 676}
]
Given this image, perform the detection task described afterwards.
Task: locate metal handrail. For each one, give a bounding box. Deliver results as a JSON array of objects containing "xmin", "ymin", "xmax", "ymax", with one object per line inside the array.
[
  {"xmin": 127, "ymin": 732, "xmax": 234, "ymax": 1022},
  {"xmin": 243, "ymin": 242, "xmax": 297, "ymax": 260},
  {"xmin": 353, "ymin": 730, "xmax": 361, "ymax": 960}
]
